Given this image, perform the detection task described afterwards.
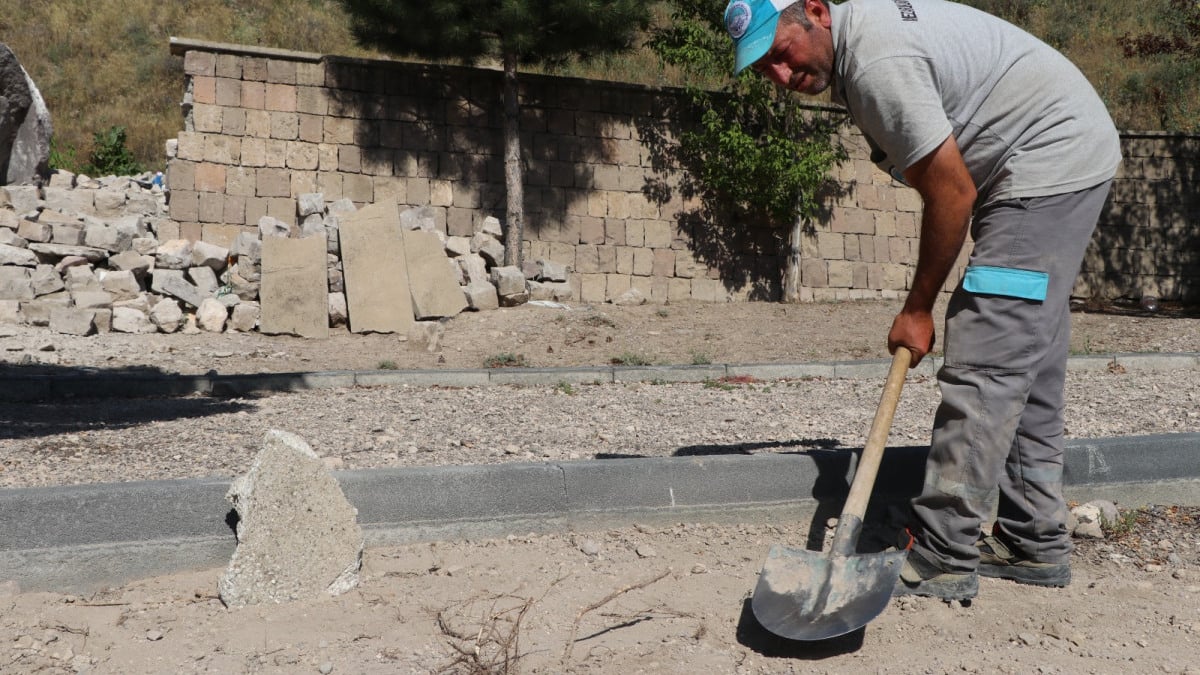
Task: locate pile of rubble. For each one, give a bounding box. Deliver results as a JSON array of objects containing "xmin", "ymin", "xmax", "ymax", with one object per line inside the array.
[{"xmin": 0, "ymin": 171, "xmax": 574, "ymax": 337}]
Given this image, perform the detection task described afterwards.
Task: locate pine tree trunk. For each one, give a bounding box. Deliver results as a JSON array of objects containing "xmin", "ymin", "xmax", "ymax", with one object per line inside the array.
[
  {"xmin": 782, "ymin": 217, "xmax": 804, "ymax": 303},
  {"xmin": 502, "ymin": 51, "xmax": 524, "ymax": 268}
]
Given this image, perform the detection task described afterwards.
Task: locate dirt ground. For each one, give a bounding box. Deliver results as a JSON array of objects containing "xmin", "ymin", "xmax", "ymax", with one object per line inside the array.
[
  {"xmin": 4, "ymin": 296, "xmax": 1200, "ymax": 376},
  {"xmin": 2, "ymin": 298, "xmax": 1200, "ymax": 674}
]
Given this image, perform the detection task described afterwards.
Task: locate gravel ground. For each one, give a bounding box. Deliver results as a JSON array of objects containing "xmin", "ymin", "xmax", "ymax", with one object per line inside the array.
[{"xmin": 3, "ymin": 366, "xmax": 1198, "ymax": 489}]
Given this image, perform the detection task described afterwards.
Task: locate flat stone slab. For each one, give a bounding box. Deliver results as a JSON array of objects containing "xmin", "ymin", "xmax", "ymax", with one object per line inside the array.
[
  {"xmin": 259, "ymin": 235, "xmax": 329, "ymax": 338},
  {"xmin": 404, "ymin": 229, "xmax": 467, "ymax": 319},
  {"xmin": 339, "ymin": 199, "xmax": 414, "ymax": 334}
]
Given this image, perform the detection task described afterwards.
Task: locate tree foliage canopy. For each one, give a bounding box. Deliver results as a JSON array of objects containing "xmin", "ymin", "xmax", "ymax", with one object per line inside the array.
[
  {"xmin": 338, "ymin": 0, "xmax": 650, "ymax": 64},
  {"xmin": 648, "ymin": 0, "xmax": 846, "ymax": 228}
]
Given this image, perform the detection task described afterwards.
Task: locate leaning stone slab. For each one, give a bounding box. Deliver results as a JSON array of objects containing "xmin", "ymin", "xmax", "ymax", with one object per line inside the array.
[
  {"xmin": 28, "ymin": 242, "xmax": 108, "ymax": 263},
  {"xmin": 259, "ymin": 234, "xmax": 329, "ymax": 338},
  {"xmin": 218, "ymin": 430, "xmax": 363, "ymax": 608},
  {"xmin": 151, "ymin": 269, "xmax": 206, "ymax": 309},
  {"xmin": 339, "ymin": 199, "xmax": 413, "ymax": 334},
  {"xmin": 404, "ymin": 229, "xmax": 467, "ymax": 319}
]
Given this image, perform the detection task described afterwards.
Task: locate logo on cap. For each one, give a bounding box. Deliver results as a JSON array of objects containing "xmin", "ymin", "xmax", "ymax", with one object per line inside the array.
[{"xmin": 725, "ymin": 1, "xmax": 753, "ymax": 40}]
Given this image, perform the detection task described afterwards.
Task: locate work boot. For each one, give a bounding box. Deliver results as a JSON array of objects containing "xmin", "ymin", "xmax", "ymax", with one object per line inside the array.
[
  {"xmin": 892, "ymin": 540, "xmax": 978, "ymax": 601},
  {"xmin": 977, "ymin": 534, "xmax": 1071, "ymax": 587}
]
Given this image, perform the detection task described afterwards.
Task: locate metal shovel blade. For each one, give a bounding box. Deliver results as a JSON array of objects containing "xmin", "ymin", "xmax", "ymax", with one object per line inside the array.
[{"xmin": 751, "ymin": 543, "xmax": 907, "ymax": 641}]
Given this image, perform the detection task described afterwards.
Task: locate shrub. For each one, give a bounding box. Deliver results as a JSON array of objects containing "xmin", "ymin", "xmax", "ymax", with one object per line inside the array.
[{"xmin": 83, "ymin": 126, "xmax": 143, "ymax": 177}]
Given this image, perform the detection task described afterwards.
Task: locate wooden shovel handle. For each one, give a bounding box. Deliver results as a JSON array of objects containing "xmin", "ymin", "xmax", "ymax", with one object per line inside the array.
[{"xmin": 841, "ymin": 348, "xmax": 912, "ymax": 521}]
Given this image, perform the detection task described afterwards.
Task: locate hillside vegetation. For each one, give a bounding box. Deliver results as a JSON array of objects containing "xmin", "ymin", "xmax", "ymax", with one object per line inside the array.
[{"xmin": 0, "ymin": 0, "xmax": 1194, "ymax": 171}]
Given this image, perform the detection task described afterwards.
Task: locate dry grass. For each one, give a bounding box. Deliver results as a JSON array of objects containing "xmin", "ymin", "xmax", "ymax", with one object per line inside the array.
[{"xmin": 0, "ymin": 0, "xmax": 1189, "ymax": 173}]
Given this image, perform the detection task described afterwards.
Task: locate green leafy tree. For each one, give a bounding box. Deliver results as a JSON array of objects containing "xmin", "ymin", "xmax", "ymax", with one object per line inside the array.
[
  {"xmin": 338, "ymin": 0, "xmax": 651, "ymax": 267},
  {"xmin": 648, "ymin": 0, "xmax": 847, "ymax": 300}
]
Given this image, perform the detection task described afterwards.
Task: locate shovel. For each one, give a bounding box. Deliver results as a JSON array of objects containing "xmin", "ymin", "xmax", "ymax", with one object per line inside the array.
[{"xmin": 751, "ymin": 348, "xmax": 912, "ymax": 641}]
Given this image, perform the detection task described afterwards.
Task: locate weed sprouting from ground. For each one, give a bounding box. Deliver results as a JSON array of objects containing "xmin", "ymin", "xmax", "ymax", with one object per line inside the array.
[
  {"xmin": 611, "ymin": 353, "xmax": 651, "ymax": 366},
  {"xmin": 484, "ymin": 353, "xmax": 528, "ymax": 368}
]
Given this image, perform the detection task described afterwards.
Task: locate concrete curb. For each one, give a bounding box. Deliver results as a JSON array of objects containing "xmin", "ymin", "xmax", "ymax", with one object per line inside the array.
[
  {"xmin": 3, "ymin": 352, "xmax": 1198, "ymax": 402},
  {"xmin": 2, "ymin": 433, "xmax": 1197, "ymax": 593}
]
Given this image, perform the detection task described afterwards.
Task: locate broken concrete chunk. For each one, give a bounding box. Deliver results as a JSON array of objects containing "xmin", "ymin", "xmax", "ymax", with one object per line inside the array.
[
  {"xmin": 490, "ymin": 265, "xmax": 527, "ymax": 297},
  {"xmin": 29, "ymin": 242, "xmax": 108, "ymax": 263},
  {"xmin": 71, "ymin": 289, "xmax": 114, "ymax": 310},
  {"xmin": 187, "ymin": 266, "xmax": 220, "ymax": 296},
  {"xmin": 297, "ymin": 192, "xmax": 325, "ymax": 218},
  {"xmin": 111, "ymin": 306, "xmax": 157, "ymax": 334},
  {"xmin": 83, "ymin": 224, "xmax": 133, "ymax": 253},
  {"xmin": 218, "ymin": 430, "xmax": 363, "ymax": 608},
  {"xmin": 0, "ymin": 227, "xmax": 27, "ymax": 247},
  {"xmin": 16, "ymin": 219, "xmax": 51, "ymax": 243},
  {"xmin": 191, "ymin": 240, "xmax": 230, "ymax": 271},
  {"xmin": 458, "ymin": 254, "xmax": 489, "ymax": 286},
  {"xmin": 63, "ymin": 266, "xmax": 99, "ymax": 293},
  {"xmin": 151, "ymin": 269, "xmax": 206, "ymax": 309},
  {"xmin": 0, "ymin": 267, "xmax": 34, "ymax": 301},
  {"xmin": 444, "ymin": 236, "xmax": 471, "ymax": 258},
  {"xmin": 613, "ymin": 287, "xmax": 647, "ymax": 306},
  {"xmin": 480, "ymin": 215, "xmax": 503, "ymax": 238},
  {"xmin": 108, "ymin": 250, "xmax": 153, "ymax": 276},
  {"xmin": 463, "ymin": 281, "xmax": 499, "ymax": 311},
  {"xmin": 49, "ymin": 307, "xmax": 95, "ymax": 335},
  {"xmin": 155, "ymin": 239, "xmax": 193, "ymax": 270},
  {"xmin": 50, "ymin": 223, "xmax": 83, "ymax": 245},
  {"xmin": 528, "ymin": 280, "xmax": 574, "ymax": 302},
  {"xmin": 31, "ymin": 264, "xmax": 64, "ymax": 296},
  {"xmin": 258, "ymin": 215, "xmax": 290, "ymax": 239},
  {"xmin": 536, "ymin": 258, "xmax": 568, "ymax": 282},
  {"xmin": 399, "ymin": 205, "xmax": 437, "ymax": 232},
  {"xmin": 149, "ymin": 297, "xmax": 183, "ymax": 333},
  {"xmin": 328, "ymin": 292, "xmax": 347, "ymax": 327},
  {"xmin": 229, "ymin": 301, "xmax": 260, "ymax": 332},
  {"xmin": 98, "ymin": 269, "xmax": 142, "ymax": 301},
  {"xmin": 197, "ymin": 297, "xmax": 228, "ymax": 332},
  {"xmin": 471, "ymin": 232, "xmax": 505, "ymax": 266}
]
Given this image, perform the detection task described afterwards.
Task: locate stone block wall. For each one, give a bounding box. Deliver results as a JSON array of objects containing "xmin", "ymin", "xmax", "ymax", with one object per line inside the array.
[
  {"xmin": 1078, "ymin": 134, "xmax": 1200, "ymax": 302},
  {"xmin": 166, "ymin": 38, "xmax": 1199, "ymax": 305}
]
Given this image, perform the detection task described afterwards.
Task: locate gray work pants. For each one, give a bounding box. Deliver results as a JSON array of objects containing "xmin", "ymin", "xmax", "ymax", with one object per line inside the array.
[{"xmin": 910, "ymin": 180, "xmax": 1112, "ymax": 573}]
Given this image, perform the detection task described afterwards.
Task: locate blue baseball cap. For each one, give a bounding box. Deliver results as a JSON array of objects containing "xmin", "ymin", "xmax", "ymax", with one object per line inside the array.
[{"xmin": 725, "ymin": 0, "xmax": 797, "ymax": 74}]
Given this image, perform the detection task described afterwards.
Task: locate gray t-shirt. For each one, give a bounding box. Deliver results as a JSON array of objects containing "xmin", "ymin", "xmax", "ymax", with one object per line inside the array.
[{"xmin": 828, "ymin": 0, "xmax": 1121, "ymax": 204}]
